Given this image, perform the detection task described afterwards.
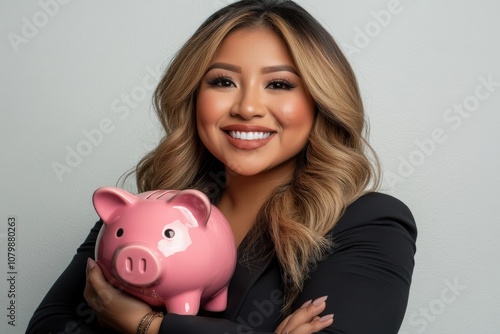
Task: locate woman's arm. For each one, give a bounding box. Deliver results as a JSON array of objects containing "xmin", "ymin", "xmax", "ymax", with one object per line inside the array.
[
  {"xmin": 27, "ymin": 219, "xmax": 329, "ymax": 334},
  {"xmin": 290, "ymin": 193, "xmax": 418, "ymax": 334},
  {"xmin": 84, "ymin": 262, "xmax": 332, "ymax": 334},
  {"xmin": 28, "ymin": 192, "xmax": 415, "ymax": 334},
  {"xmin": 26, "ymin": 220, "xmax": 107, "ymax": 334}
]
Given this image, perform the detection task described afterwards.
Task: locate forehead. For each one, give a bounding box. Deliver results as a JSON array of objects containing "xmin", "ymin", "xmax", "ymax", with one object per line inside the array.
[{"xmin": 210, "ymin": 28, "xmax": 295, "ymax": 68}]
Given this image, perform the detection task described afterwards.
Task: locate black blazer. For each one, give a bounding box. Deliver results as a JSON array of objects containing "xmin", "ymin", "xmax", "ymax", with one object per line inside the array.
[{"xmin": 27, "ymin": 192, "xmax": 417, "ymax": 334}]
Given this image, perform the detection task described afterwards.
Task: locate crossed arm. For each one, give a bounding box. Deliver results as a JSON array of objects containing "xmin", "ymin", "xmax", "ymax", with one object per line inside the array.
[{"xmin": 27, "ymin": 193, "xmax": 416, "ymax": 334}]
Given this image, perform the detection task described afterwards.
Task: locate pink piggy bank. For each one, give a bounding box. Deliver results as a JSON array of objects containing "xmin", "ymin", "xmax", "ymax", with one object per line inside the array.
[{"xmin": 92, "ymin": 187, "xmax": 237, "ymax": 315}]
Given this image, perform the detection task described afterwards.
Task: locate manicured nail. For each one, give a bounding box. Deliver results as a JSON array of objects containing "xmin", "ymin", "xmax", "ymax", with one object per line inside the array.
[
  {"xmin": 87, "ymin": 258, "xmax": 96, "ymax": 270},
  {"xmin": 312, "ymin": 295, "xmax": 328, "ymax": 307},
  {"xmin": 300, "ymin": 299, "xmax": 312, "ymax": 308},
  {"xmin": 318, "ymin": 314, "xmax": 334, "ymax": 323}
]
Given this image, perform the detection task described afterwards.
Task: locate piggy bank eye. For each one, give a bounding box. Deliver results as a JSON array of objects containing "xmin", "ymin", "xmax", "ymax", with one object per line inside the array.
[
  {"xmin": 164, "ymin": 229, "xmax": 175, "ymax": 238},
  {"xmin": 116, "ymin": 228, "xmax": 124, "ymax": 237}
]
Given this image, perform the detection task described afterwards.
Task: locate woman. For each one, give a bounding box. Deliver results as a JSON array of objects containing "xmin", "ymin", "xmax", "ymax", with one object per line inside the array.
[{"xmin": 27, "ymin": 1, "xmax": 417, "ymax": 333}]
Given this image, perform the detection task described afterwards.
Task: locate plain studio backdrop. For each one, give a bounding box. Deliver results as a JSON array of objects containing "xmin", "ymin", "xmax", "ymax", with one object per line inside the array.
[{"xmin": 1, "ymin": 0, "xmax": 499, "ymax": 333}]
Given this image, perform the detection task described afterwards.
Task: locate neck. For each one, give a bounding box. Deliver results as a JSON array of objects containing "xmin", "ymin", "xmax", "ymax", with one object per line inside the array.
[
  {"xmin": 217, "ymin": 159, "xmax": 296, "ymax": 245},
  {"xmin": 222, "ymin": 159, "xmax": 295, "ymax": 211}
]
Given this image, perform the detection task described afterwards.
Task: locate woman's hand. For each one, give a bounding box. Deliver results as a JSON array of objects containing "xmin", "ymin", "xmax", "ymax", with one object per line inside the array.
[
  {"xmin": 275, "ymin": 296, "xmax": 334, "ymax": 334},
  {"xmin": 84, "ymin": 258, "xmax": 161, "ymax": 334}
]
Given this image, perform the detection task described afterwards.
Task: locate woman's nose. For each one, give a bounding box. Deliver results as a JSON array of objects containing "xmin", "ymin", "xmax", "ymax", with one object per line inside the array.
[{"xmin": 230, "ymin": 86, "xmax": 266, "ymax": 119}]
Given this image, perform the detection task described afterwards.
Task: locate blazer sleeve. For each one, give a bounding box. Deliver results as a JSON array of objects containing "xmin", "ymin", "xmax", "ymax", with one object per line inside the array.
[
  {"xmin": 26, "ymin": 220, "xmax": 114, "ymax": 334},
  {"xmin": 291, "ymin": 192, "xmax": 418, "ymax": 334},
  {"xmin": 26, "ymin": 220, "xmax": 272, "ymax": 334},
  {"xmin": 26, "ymin": 219, "xmax": 275, "ymax": 334}
]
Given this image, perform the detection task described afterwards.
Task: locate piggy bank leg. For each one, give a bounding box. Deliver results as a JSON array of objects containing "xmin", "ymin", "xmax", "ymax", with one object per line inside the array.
[
  {"xmin": 165, "ymin": 291, "xmax": 202, "ymax": 315},
  {"xmin": 203, "ymin": 287, "xmax": 228, "ymax": 312}
]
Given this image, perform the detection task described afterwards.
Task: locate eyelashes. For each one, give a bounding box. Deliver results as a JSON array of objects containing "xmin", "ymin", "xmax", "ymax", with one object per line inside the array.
[
  {"xmin": 205, "ymin": 74, "xmax": 297, "ymax": 90},
  {"xmin": 206, "ymin": 75, "xmax": 235, "ymax": 88},
  {"xmin": 267, "ymin": 78, "xmax": 297, "ymax": 90}
]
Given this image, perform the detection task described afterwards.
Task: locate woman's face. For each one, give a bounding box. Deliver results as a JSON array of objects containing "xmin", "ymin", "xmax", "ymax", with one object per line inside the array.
[{"xmin": 196, "ymin": 28, "xmax": 315, "ymax": 177}]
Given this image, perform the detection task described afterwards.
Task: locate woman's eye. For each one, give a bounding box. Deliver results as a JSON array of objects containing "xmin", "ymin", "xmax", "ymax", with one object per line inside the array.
[
  {"xmin": 267, "ymin": 80, "xmax": 296, "ymax": 90},
  {"xmin": 207, "ymin": 77, "xmax": 235, "ymax": 88}
]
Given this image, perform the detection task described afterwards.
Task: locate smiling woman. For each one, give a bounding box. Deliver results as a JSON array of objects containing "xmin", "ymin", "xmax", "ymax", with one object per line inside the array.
[
  {"xmin": 196, "ymin": 28, "xmax": 315, "ymax": 176},
  {"xmin": 27, "ymin": 1, "xmax": 416, "ymax": 334}
]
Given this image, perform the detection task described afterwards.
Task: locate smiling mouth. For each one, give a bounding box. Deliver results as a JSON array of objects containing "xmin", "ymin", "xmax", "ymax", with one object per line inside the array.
[{"xmin": 228, "ymin": 131, "xmax": 272, "ymax": 140}]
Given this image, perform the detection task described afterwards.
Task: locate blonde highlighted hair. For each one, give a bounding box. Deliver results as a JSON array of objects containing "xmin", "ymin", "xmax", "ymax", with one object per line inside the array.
[{"xmin": 133, "ymin": 0, "xmax": 380, "ymax": 313}]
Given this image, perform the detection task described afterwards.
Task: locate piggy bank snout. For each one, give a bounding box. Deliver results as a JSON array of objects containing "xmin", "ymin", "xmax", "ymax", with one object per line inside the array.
[{"xmin": 114, "ymin": 245, "xmax": 162, "ymax": 287}]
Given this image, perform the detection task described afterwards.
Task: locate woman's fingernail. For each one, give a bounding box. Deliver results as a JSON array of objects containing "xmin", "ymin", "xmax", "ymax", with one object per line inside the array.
[
  {"xmin": 318, "ymin": 314, "xmax": 334, "ymax": 323},
  {"xmin": 312, "ymin": 295, "xmax": 328, "ymax": 307},
  {"xmin": 300, "ymin": 299, "xmax": 312, "ymax": 308},
  {"xmin": 87, "ymin": 258, "xmax": 96, "ymax": 270}
]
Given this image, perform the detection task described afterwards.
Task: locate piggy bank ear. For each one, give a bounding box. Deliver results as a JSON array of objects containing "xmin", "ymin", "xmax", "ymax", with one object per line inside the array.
[
  {"xmin": 168, "ymin": 190, "xmax": 211, "ymax": 227},
  {"xmin": 93, "ymin": 187, "xmax": 136, "ymax": 224}
]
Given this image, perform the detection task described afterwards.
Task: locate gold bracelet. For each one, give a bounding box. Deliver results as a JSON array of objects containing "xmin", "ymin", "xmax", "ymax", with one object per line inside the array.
[
  {"xmin": 142, "ymin": 312, "xmax": 164, "ymax": 334},
  {"xmin": 137, "ymin": 311, "xmax": 156, "ymax": 334},
  {"xmin": 137, "ymin": 311, "xmax": 164, "ymax": 334}
]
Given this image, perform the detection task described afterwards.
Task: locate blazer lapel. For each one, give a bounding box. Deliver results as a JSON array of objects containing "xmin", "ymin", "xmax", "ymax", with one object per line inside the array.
[{"xmin": 223, "ymin": 244, "xmax": 276, "ymax": 321}]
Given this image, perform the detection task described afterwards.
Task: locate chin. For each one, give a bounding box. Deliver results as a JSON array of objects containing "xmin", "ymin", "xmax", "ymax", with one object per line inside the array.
[
  {"xmin": 225, "ymin": 162, "xmax": 268, "ymax": 177},
  {"xmin": 227, "ymin": 167, "xmax": 262, "ymax": 177}
]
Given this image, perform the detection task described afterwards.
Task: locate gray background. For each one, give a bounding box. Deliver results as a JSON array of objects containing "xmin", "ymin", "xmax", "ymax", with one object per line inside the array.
[{"xmin": 1, "ymin": 0, "xmax": 499, "ymax": 332}]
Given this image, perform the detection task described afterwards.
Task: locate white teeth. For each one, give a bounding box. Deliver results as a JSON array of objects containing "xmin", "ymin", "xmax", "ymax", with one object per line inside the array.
[{"xmin": 229, "ymin": 131, "xmax": 271, "ymax": 140}]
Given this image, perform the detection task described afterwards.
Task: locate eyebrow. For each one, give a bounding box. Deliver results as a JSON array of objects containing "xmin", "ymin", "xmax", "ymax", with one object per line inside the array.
[
  {"xmin": 262, "ymin": 65, "xmax": 298, "ymax": 75},
  {"xmin": 205, "ymin": 63, "xmax": 299, "ymax": 75},
  {"xmin": 206, "ymin": 63, "xmax": 241, "ymax": 73}
]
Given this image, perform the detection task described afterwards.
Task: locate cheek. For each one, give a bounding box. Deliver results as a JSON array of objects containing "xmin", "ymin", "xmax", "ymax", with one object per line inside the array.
[
  {"xmin": 196, "ymin": 91, "xmax": 233, "ymax": 122},
  {"xmin": 196, "ymin": 92, "xmax": 219, "ymax": 146},
  {"xmin": 278, "ymin": 96, "xmax": 315, "ymax": 130},
  {"xmin": 196, "ymin": 93, "xmax": 214, "ymax": 127}
]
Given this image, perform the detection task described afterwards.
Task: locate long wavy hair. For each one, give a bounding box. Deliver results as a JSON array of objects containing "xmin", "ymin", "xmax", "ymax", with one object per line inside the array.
[{"xmin": 132, "ymin": 0, "xmax": 380, "ymax": 313}]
